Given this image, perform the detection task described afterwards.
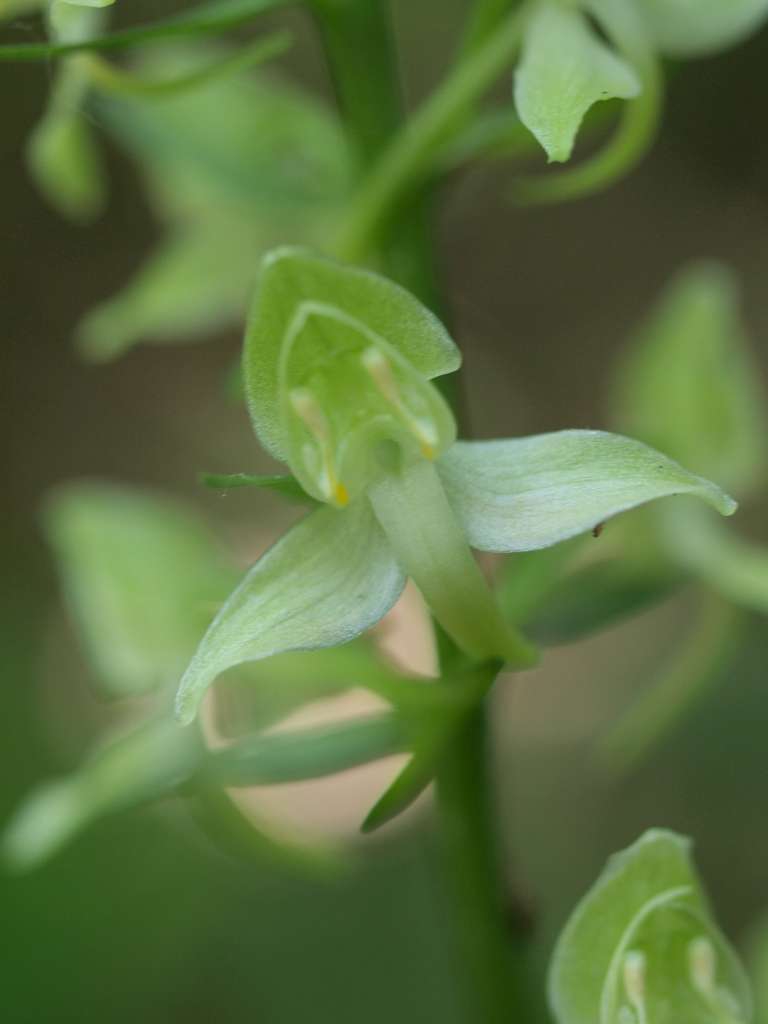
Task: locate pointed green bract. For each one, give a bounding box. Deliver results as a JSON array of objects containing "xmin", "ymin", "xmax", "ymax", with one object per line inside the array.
[
  {"xmin": 637, "ymin": 0, "xmax": 768, "ymax": 56},
  {"xmin": 612, "ymin": 263, "xmax": 766, "ymax": 497},
  {"xmin": 438, "ymin": 430, "xmax": 736, "ymax": 554},
  {"xmin": 243, "ymin": 248, "xmax": 460, "ymax": 501},
  {"xmin": 549, "ymin": 829, "xmax": 752, "ymax": 1024},
  {"xmin": 44, "ymin": 483, "xmax": 235, "ymax": 697},
  {"xmin": 514, "ymin": 1, "xmax": 640, "ymax": 164},
  {"xmin": 174, "ymin": 500, "xmax": 405, "ymax": 725},
  {"xmin": 367, "ymin": 458, "xmax": 535, "ymax": 665}
]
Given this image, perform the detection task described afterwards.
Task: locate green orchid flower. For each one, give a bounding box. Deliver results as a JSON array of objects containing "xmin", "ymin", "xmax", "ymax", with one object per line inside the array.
[
  {"xmin": 549, "ymin": 829, "xmax": 752, "ymax": 1024},
  {"xmin": 174, "ymin": 247, "xmax": 737, "ymax": 726},
  {"xmin": 511, "ymin": 0, "xmax": 768, "ymax": 200}
]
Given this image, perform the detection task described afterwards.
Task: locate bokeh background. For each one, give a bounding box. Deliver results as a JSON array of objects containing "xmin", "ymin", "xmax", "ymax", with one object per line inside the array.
[{"xmin": 3, "ymin": 2, "xmax": 768, "ymax": 1020}]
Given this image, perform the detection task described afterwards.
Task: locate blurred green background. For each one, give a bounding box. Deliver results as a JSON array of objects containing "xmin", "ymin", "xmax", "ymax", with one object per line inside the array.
[{"xmin": 2, "ymin": 2, "xmax": 768, "ymax": 1020}]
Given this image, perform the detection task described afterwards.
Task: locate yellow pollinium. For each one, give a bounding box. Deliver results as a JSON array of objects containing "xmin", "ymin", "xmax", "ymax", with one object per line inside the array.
[{"xmin": 289, "ymin": 388, "xmax": 348, "ymax": 508}]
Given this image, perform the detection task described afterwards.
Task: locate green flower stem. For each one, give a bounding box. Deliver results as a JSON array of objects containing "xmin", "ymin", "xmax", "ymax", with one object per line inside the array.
[
  {"xmin": 314, "ymin": 8, "xmax": 531, "ymax": 1018},
  {"xmin": 0, "ymin": 0, "xmax": 293, "ymax": 61},
  {"xmin": 82, "ymin": 30, "xmax": 291, "ymax": 98},
  {"xmin": 333, "ymin": 4, "xmax": 528, "ymax": 262},
  {"xmin": 436, "ymin": 683, "xmax": 531, "ymax": 1024},
  {"xmin": 310, "ymin": 0, "xmax": 439, "ymax": 309},
  {"xmin": 596, "ymin": 593, "xmax": 743, "ymax": 779}
]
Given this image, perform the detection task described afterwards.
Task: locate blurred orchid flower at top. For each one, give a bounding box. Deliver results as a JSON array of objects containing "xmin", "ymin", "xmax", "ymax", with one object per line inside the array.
[
  {"xmin": 173, "ymin": 247, "xmax": 737, "ymax": 727},
  {"xmin": 510, "ymin": 0, "xmax": 768, "ymax": 199}
]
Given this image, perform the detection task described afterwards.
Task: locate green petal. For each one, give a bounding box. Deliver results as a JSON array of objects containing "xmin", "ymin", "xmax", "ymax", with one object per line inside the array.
[
  {"xmin": 638, "ymin": 0, "xmax": 768, "ymax": 56},
  {"xmin": 3, "ymin": 716, "xmax": 202, "ymax": 871},
  {"xmin": 243, "ymin": 248, "xmax": 460, "ymax": 479},
  {"xmin": 44, "ymin": 483, "xmax": 236, "ymax": 697},
  {"xmin": 174, "ymin": 500, "xmax": 405, "ymax": 725},
  {"xmin": 514, "ymin": 1, "xmax": 640, "ymax": 164},
  {"xmin": 438, "ymin": 430, "xmax": 736, "ymax": 553},
  {"xmin": 612, "ymin": 262, "xmax": 767, "ymax": 497},
  {"xmin": 549, "ymin": 829, "xmax": 752, "ymax": 1024}
]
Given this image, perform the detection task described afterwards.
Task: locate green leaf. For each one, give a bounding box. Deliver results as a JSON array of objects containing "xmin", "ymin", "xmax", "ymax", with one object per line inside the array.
[
  {"xmin": 3, "ymin": 716, "xmax": 203, "ymax": 871},
  {"xmin": 25, "ymin": 3, "xmax": 107, "ymax": 221},
  {"xmin": 514, "ymin": 1, "xmax": 640, "ymax": 164},
  {"xmin": 174, "ymin": 500, "xmax": 405, "ymax": 725},
  {"xmin": 549, "ymin": 829, "xmax": 752, "ymax": 1024},
  {"xmin": 613, "ymin": 263, "xmax": 766, "ymax": 497},
  {"xmin": 200, "ymin": 471, "xmax": 313, "ymax": 503},
  {"xmin": 77, "ymin": 222, "xmax": 263, "ymax": 359},
  {"xmin": 438, "ymin": 430, "xmax": 736, "ymax": 554},
  {"xmin": 44, "ymin": 483, "xmax": 235, "ymax": 697},
  {"xmin": 525, "ymin": 559, "xmax": 678, "ymax": 645},
  {"xmin": 660, "ymin": 501, "xmax": 768, "ymax": 615},
  {"xmin": 26, "ymin": 102, "xmax": 106, "ymax": 221},
  {"xmin": 243, "ymin": 248, "xmax": 459, "ymax": 502},
  {"xmin": 203, "ymin": 713, "xmax": 407, "ymax": 787},
  {"xmin": 637, "ymin": 0, "xmax": 768, "ymax": 56},
  {"xmin": 77, "ymin": 60, "xmax": 352, "ymax": 358}
]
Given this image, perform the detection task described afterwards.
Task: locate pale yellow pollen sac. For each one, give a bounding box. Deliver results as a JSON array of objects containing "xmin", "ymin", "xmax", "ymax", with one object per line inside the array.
[
  {"xmin": 688, "ymin": 937, "xmax": 743, "ymax": 1022},
  {"xmin": 689, "ymin": 936, "xmax": 718, "ymax": 998},
  {"xmin": 360, "ymin": 346, "xmax": 439, "ymax": 459},
  {"xmin": 289, "ymin": 388, "xmax": 348, "ymax": 507},
  {"xmin": 622, "ymin": 951, "xmax": 648, "ymax": 1024}
]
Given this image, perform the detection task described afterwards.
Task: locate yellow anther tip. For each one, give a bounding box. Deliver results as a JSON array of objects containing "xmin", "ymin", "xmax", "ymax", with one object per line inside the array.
[
  {"xmin": 420, "ymin": 442, "xmax": 435, "ymax": 460},
  {"xmin": 334, "ymin": 482, "xmax": 350, "ymax": 508}
]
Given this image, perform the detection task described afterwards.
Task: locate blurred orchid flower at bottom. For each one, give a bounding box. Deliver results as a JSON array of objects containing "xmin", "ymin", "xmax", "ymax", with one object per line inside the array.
[{"xmin": 173, "ymin": 248, "xmax": 737, "ymax": 726}]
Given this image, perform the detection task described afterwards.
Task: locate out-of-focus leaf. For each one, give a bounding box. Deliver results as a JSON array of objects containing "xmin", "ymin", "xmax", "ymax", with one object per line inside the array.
[
  {"xmin": 44, "ymin": 483, "xmax": 235, "ymax": 697},
  {"xmin": 26, "ymin": 4, "xmax": 107, "ymax": 220},
  {"xmin": 598, "ymin": 593, "xmax": 742, "ymax": 778},
  {"xmin": 660, "ymin": 501, "xmax": 768, "ymax": 614},
  {"xmin": 549, "ymin": 829, "xmax": 752, "ymax": 1024},
  {"xmin": 612, "ymin": 263, "xmax": 766, "ymax": 497},
  {"xmin": 27, "ymin": 99, "xmax": 105, "ymax": 221},
  {"xmin": 77, "ymin": 222, "xmax": 263, "ymax": 359},
  {"xmin": 174, "ymin": 501, "xmax": 405, "ymax": 725},
  {"xmin": 496, "ymin": 536, "xmax": 585, "ymax": 625},
  {"xmin": 3, "ymin": 716, "xmax": 203, "ymax": 871},
  {"xmin": 78, "ymin": 54, "xmax": 353, "ymax": 358},
  {"xmin": 513, "ymin": 1, "xmax": 640, "ymax": 163},
  {"xmin": 638, "ymin": 0, "xmax": 768, "ymax": 57},
  {"xmin": 438, "ymin": 430, "xmax": 736, "ymax": 554},
  {"xmin": 525, "ymin": 559, "xmax": 678, "ymax": 645},
  {"xmin": 747, "ymin": 912, "xmax": 768, "ymax": 1024},
  {"xmin": 203, "ymin": 713, "xmax": 407, "ymax": 787}
]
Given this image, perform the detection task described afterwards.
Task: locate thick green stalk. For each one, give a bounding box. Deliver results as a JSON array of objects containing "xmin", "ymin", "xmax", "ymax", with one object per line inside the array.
[
  {"xmin": 334, "ymin": 4, "xmax": 528, "ymax": 261},
  {"xmin": 314, "ymin": 6, "xmax": 528, "ymax": 1020}
]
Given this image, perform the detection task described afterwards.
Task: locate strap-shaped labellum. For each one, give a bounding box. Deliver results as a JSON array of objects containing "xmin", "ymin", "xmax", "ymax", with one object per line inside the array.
[
  {"xmin": 548, "ymin": 829, "xmax": 752, "ymax": 1024},
  {"xmin": 174, "ymin": 499, "xmax": 405, "ymax": 725},
  {"xmin": 437, "ymin": 430, "xmax": 736, "ymax": 554},
  {"xmin": 514, "ymin": 1, "xmax": 640, "ymax": 164}
]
